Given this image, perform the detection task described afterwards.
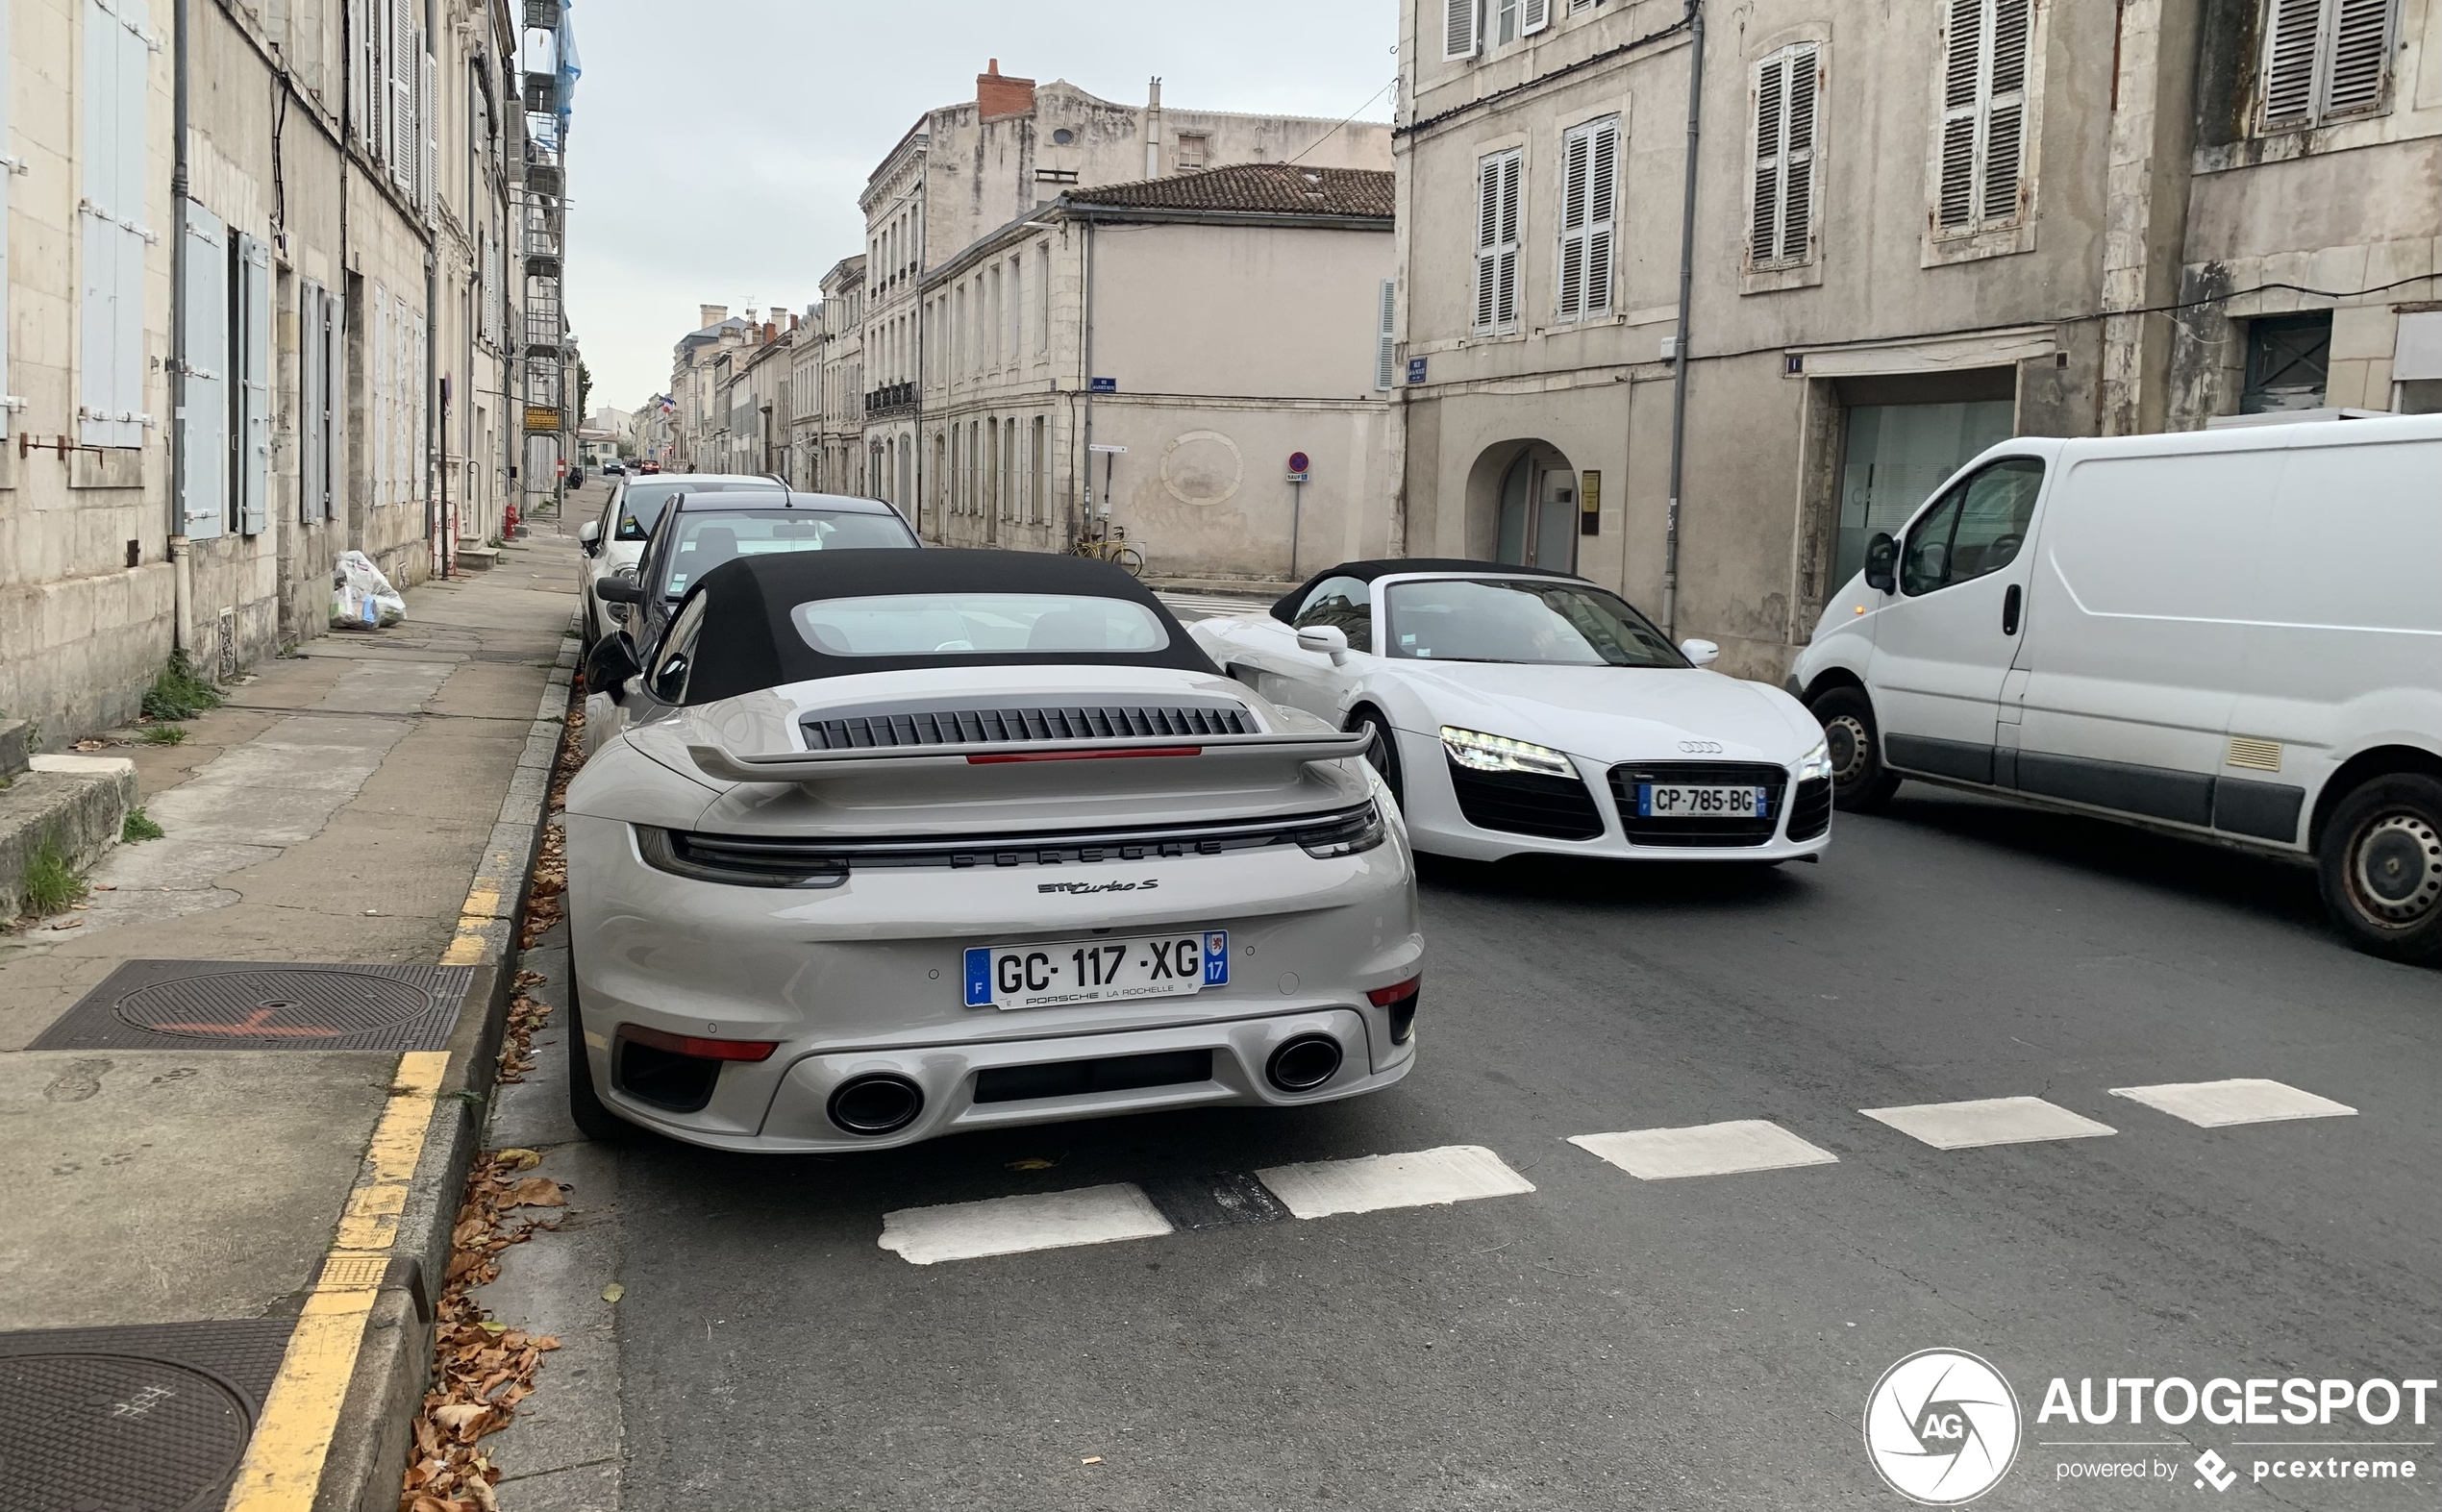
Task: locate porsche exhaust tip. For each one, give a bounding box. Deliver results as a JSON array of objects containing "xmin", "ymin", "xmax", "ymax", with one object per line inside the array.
[
  {"xmin": 829, "ymin": 1074, "xmax": 924, "ymax": 1135},
  {"xmin": 1265, "ymin": 1034, "xmax": 1343, "ymax": 1093}
]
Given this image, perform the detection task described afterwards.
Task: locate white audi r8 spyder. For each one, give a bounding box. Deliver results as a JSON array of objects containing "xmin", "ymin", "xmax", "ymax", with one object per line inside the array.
[
  {"xmin": 562, "ymin": 550, "xmax": 1422, "ymax": 1152},
  {"xmin": 1190, "ymin": 560, "xmax": 1834, "ymax": 863}
]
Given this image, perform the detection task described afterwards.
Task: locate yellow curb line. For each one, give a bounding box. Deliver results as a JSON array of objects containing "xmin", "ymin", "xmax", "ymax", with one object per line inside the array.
[{"xmin": 221, "ymin": 1050, "xmax": 450, "ymax": 1511}]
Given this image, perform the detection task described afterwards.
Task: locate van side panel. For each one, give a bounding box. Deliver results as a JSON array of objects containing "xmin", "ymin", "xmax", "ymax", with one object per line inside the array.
[
  {"xmin": 2009, "ymin": 436, "xmax": 2287, "ymax": 827},
  {"xmin": 2228, "ymin": 431, "xmax": 2442, "ymax": 842}
]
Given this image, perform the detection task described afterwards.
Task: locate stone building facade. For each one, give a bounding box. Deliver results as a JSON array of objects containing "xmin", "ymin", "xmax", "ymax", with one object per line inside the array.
[
  {"xmin": 1392, "ymin": 0, "xmax": 2439, "ymax": 682},
  {"xmin": 1, "ymin": 0, "xmax": 527, "ymax": 746}
]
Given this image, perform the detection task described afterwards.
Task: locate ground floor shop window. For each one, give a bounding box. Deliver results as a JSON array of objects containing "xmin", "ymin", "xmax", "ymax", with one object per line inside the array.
[{"xmin": 1833, "ymin": 399, "xmax": 2012, "ymax": 588}]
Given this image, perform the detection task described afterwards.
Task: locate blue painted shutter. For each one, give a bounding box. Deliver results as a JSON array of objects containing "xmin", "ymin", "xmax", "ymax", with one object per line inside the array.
[
  {"xmin": 178, "ymin": 201, "xmax": 227, "ymax": 539},
  {"xmin": 237, "ymin": 232, "xmax": 270, "ymax": 533}
]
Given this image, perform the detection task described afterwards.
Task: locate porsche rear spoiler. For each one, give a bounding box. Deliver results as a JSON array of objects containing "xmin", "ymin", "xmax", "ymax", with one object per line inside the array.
[{"xmin": 685, "ymin": 730, "xmax": 1374, "ymax": 784}]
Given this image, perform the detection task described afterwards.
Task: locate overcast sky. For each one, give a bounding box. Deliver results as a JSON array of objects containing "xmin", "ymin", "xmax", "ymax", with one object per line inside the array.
[{"xmin": 564, "ymin": 1, "xmax": 1400, "ymax": 412}]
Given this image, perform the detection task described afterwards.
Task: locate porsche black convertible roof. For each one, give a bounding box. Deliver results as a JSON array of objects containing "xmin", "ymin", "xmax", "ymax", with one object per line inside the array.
[
  {"xmin": 1269, "ymin": 558, "xmax": 1583, "ymax": 623},
  {"xmin": 682, "ymin": 549, "xmax": 1219, "ymax": 703}
]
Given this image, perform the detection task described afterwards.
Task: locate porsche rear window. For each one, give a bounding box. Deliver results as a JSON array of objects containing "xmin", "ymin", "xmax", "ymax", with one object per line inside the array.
[{"xmin": 791, "ymin": 594, "xmax": 1171, "ymax": 657}]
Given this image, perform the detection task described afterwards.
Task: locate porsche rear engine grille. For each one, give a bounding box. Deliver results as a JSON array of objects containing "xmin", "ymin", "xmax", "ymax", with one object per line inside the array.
[{"xmin": 801, "ymin": 702, "xmax": 1254, "ymax": 751}]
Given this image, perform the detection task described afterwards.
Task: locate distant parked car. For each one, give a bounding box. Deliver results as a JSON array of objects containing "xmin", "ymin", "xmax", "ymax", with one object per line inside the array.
[
  {"xmin": 576, "ymin": 474, "xmax": 785, "ymax": 648},
  {"xmin": 638, "ymin": 460, "xmax": 661, "ymax": 474},
  {"xmin": 602, "ymin": 459, "xmax": 628, "ymax": 477},
  {"xmin": 1790, "ymin": 413, "xmax": 2442, "ymax": 961}
]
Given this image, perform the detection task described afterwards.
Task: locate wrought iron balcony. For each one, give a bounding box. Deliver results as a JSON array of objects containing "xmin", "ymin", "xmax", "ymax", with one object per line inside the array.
[
  {"xmin": 523, "ymin": 0, "xmax": 559, "ymax": 29},
  {"xmin": 862, "ymin": 382, "xmax": 915, "ymax": 416}
]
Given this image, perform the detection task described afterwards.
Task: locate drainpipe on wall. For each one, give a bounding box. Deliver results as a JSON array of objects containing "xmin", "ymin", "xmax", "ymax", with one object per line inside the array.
[
  {"xmin": 424, "ymin": 0, "xmax": 443, "ymax": 577},
  {"xmin": 1660, "ymin": 0, "xmax": 1704, "ymax": 639},
  {"xmin": 168, "ymin": 0, "xmax": 192, "ymax": 654},
  {"xmin": 1079, "ymin": 214, "xmax": 1099, "ymax": 525}
]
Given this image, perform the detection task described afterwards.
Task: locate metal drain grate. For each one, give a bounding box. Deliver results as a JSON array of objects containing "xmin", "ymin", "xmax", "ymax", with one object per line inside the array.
[
  {"xmin": 29, "ymin": 961, "xmax": 478, "ymax": 1052},
  {"xmin": 0, "ymin": 1321, "xmax": 294, "ymax": 1512}
]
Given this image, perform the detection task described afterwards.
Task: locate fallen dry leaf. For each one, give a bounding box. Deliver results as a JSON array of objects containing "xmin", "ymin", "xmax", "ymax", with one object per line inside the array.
[
  {"xmin": 601, "ymin": 1282, "xmax": 624, "ymax": 1303},
  {"xmin": 505, "ymin": 1177, "xmax": 564, "ymax": 1207},
  {"xmin": 493, "ymin": 1148, "xmax": 541, "ymax": 1172}
]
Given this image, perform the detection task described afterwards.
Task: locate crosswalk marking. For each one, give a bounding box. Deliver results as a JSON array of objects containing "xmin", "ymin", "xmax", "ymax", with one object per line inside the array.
[
  {"xmin": 1156, "ymin": 592, "xmax": 1272, "ymax": 622},
  {"xmin": 1254, "ymin": 1145, "xmax": 1534, "ymax": 1220},
  {"xmin": 878, "ymin": 1183, "xmax": 1174, "ymax": 1266},
  {"xmin": 1860, "ymin": 1096, "xmax": 2116, "ymax": 1151},
  {"xmin": 2108, "ymin": 1078, "xmax": 2357, "ymax": 1128},
  {"xmin": 1569, "ymin": 1120, "xmax": 1840, "ymax": 1180}
]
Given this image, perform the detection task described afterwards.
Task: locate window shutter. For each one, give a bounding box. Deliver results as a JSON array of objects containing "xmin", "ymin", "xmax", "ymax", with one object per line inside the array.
[
  {"xmin": 389, "ymin": 2, "xmax": 412, "ymax": 190},
  {"xmin": 179, "ymin": 201, "xmax": 228, "ymax": 540},
  {"xmin": 419, "ymin": 48, "xmax": 436, "ymax": 213},
  {"xmin": 2322, "ymin": 0, "xmax": 2394, "ymax": 117},
  {"xmin": 1374, "ymin": 278, "xmax": 1397, "ymax": 390},
  {"xmin": 1780, "ymin": 52, "xmax": 1816, "ymax": 261},
  {"xmin": 237, "ymin": 232, "xmax": 270, "ymax": 534},
  {"xmin": 373, "ymin": 283, "xmax": 389, "ymax": 502},
  {"xmin": 117, "ymin": 4, "xmax": 152, "ymax": 446},
  {"xmin": 327, "ymin": 289, "xmax": 344, "ymax": 517},
  {"xmin": 1444, "ymin": 0, "xmax": 1479, "ymax": 59},
  {"xmin": 2258, "ymin": 0, "xmax": 2323, "ymax": 125},
  {"xmin": 1495, "ymin": 150, "xmax": 1521, "ymax": 330},
  {"xmin": 300, "ymin": 278, "xmax": 323, "ymax": 522},
  {"xmin": 79, "ymin": 0, "xmax": 119, "ymax": 445},
  {"xmin": 1557, "ymin": 125, "xmax": 1588, "ymax": 318},
  {"xmin": 1583, "ymin": 117, "xmax": 1615, "ymax": 312},
  {"xmin": 1521, "ymin": 0, "xmax": 1550, "ymax": 35},
  {"xmin": 1935, "ymin": 0, "xmax": 1981, "ymax": 231},
  {"xmin": 1981, "ymin": 0, "xmax": 2029, "ymax": 226},
  {"xmin": 1474, "ymin": 156, "xmax": 1500, "ymax": 330},
  {"xmin": 1751, "ymin": 48, "xmax": 1818, "ymax": 268}
]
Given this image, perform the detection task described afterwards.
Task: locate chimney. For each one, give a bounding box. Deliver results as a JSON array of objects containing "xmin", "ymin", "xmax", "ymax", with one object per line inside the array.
[
  {"xmin": 699, "ymin": 304, "xmax": 729, "ymax": 329},
  {"xmin": 1143, "ymin": 77, "xmax": 1162, "ymax": 179},
  {"xmin": 763, "ymin": 321, "xmax": 778, "ymax": 343},
  {"xmin": 787, "ymin": 312, "xmax": 799, "ymax": 332},
  {"xmin": 977, "ymin": 58, "xmax": 1035, "ymax": 122}
]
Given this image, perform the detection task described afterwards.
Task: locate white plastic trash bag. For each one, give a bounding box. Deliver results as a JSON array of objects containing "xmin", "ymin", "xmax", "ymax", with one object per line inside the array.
[{"xmin": 334, "ymin": 551, "xmax": 408, "ymax": 628}]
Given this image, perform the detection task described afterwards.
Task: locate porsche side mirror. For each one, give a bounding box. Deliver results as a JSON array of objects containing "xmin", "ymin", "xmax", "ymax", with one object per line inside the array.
[
  {"xmin": 1863, "ymin": 532, "xmax": 1898, "ymax": 594},
  {"xmin": 578, "ymin": 519, "xmax": 602, "ymax": 556},
  {"xmin": 584, "ymin": 632, "xmax": 642, "ymax": 704},
  {"xmin": 1679, "ymin": 638, "xmax": 1721, "ymax": 667},
  {"xmin": 1295, "ymin": 625, "xmax": 1351, "ymax": 666},
  {"xmin": 595, "ymin": 575, "xmax": 644, "ymax": 606}
]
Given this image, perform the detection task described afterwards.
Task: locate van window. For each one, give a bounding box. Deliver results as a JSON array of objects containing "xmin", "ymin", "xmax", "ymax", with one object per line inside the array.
[{"xmin": 1902, "ymin": 459, "xmax": 2044, "ymax": 595}]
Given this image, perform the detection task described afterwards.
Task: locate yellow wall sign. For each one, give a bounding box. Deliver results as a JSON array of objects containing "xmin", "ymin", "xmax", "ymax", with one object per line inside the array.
[{"xmin": 524, "ymin": 407, "xmax": 562, "ymax": 432}]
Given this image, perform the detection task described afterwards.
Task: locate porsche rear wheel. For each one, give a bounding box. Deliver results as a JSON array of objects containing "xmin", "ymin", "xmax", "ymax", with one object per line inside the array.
[{"xmin": 1809, "ymin": 685, "xmax": 1900, "ymax": 813}]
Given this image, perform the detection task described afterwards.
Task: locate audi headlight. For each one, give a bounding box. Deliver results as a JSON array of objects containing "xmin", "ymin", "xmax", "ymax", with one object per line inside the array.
[
  {"xmin": 1439, "ymin": 726, "xmax": 1576, "ymax": 779},
  {"xmin": 1797, "ymin": 738, "xmax": 1833, "ymax": 783}
]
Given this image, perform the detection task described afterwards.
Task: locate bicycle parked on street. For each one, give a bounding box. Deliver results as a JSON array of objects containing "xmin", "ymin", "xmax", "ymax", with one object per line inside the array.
[{"xmin": 1069, "ymin": 525, "xmax": 1145, "ymax": 577}]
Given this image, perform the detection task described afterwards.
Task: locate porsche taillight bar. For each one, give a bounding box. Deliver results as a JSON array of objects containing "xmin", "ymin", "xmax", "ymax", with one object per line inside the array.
[{"xmin": 686, "ymin": 730, "xmax": 1372, "ymax": 783}]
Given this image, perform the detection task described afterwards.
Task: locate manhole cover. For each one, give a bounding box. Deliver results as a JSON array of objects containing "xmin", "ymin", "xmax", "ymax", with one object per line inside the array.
[
  {"xmin": 115, "ymin": 969, "xmax": 432, "ymax": 1041},
  {"xmin": 29, "ymin": 961, "xmax": 477, "ymax": 1052},
  {"xmin": 0, "ymin": 1352, "xmax": 252, "ymax": 1512}
]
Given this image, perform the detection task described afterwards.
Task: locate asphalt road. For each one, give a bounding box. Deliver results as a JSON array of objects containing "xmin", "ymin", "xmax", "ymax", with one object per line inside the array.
[{"xmin": 490, "ymin": 786, "xmax": 2442, "ymax": 1512}]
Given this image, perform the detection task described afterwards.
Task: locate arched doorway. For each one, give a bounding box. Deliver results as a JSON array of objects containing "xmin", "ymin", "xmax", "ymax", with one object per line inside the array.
[{"xmin": 1488, "ymin": 443, "xmax": 1578, "ymax": 571}]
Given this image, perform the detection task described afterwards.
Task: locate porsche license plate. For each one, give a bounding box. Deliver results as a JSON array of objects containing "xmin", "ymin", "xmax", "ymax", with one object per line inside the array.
[
  {"xmin": 965, "ymin": 930, "xmax": 1230, "ymax": 1011},
  {"xmin": 1636, "ymin": 783, "xmax": 1768, "ymax": 819}
]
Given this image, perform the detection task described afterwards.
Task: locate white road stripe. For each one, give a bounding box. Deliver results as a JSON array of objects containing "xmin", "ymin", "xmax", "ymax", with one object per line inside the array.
[
  {"xmin": 1861, "ymin": 1096, "xmax": 2117, "ymax": 1150},
  {"xmin": 1254, "ymin": 1145, "xmax": 1534, "ymax": 1220},
  {"xmin": 2108, "ymin": 1078, "xmax": 2357, "ymax": 1128},
  {"xmin": 1569, "ymin": 1120, "xmax": 1839, "ymax": 1180},
  {"xmin": 878, "ymin": 1183, "xmax": 1174, "ymax": 1266}
]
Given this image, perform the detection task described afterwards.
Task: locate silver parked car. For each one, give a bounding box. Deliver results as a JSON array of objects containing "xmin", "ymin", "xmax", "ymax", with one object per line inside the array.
[{"xmin": 562, "ymin": 549, "xmax": 1423, "ymax": 1152}]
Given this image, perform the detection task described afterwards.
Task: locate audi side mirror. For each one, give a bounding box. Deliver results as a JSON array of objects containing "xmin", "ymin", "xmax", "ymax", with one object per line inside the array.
[
  {"xmin": 1679, "ymin": 638, "xmax": 1720, "ymax": 667},
  {"xmin": 1296, "ymin": 625, "xmax": 1351, "ymax": 666},
  {"xmin": 1863, "ymin": 533, "xmax": 1898, "ymax": 594},
  {"xmin": 595, "ymin": 575, "xmax": 644, "ymax": 606},
  {"xmin": 583, "ymin": 632, "xmax": 642, "ymax": 705}
]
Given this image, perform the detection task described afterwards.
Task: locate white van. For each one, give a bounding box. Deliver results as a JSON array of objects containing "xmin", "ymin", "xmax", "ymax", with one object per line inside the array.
[{"xmin": 1789, "ymin": 414, "xmax": 2442, "ymax": 961}]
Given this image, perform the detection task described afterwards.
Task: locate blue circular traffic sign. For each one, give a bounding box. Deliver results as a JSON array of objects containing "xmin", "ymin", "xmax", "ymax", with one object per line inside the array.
[{"xmin": 1287, "ymin": 451, "xmax": 1310, "ymax": 474}]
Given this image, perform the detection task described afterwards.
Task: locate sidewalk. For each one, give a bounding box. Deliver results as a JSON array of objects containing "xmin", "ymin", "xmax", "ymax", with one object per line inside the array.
[{"xmin": 0, "ymin": 503, "xmax": 589, "ymax": 1512}]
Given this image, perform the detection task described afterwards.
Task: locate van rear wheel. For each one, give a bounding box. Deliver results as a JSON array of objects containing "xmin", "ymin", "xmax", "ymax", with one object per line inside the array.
[
  {"xmin": 1809, "ymin": 686, "xmax": 1900, "ymax": 813},
  {"xmin": 2317, "ymin": 774, "xmax": 2442, "ymax": 963}
]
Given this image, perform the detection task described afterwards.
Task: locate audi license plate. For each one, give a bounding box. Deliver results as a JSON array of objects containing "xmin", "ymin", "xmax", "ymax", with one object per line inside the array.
[
  {"xmin": 1636, "ymin": 783, "xmax": 1768, "ymax": 819},
  {"xmin": 965, "ymin": 930, "xmax": 1230, "ymax": 1011}
]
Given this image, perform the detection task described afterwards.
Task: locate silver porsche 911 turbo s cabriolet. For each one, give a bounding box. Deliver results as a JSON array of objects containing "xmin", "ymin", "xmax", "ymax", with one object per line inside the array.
[{"xmin": 563, "ymin": 549, "xmax": 1423, "ymax": 1152}]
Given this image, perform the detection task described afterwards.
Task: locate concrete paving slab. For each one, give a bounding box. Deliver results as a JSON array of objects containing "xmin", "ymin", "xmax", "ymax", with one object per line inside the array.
[{"xmin": 0, "ymin": 1050, "xmax": 400, "ymax": 1329}]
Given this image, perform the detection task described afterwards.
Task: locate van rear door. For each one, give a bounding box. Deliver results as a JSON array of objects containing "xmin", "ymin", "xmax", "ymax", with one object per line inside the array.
[
  {"xmin": 1866, "ymin": 455, "xmax": 2049, "ymax": 784},
  {"xmin": 2008, "ymin": 431, "xmax": 2286, "ymax": 829}
]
